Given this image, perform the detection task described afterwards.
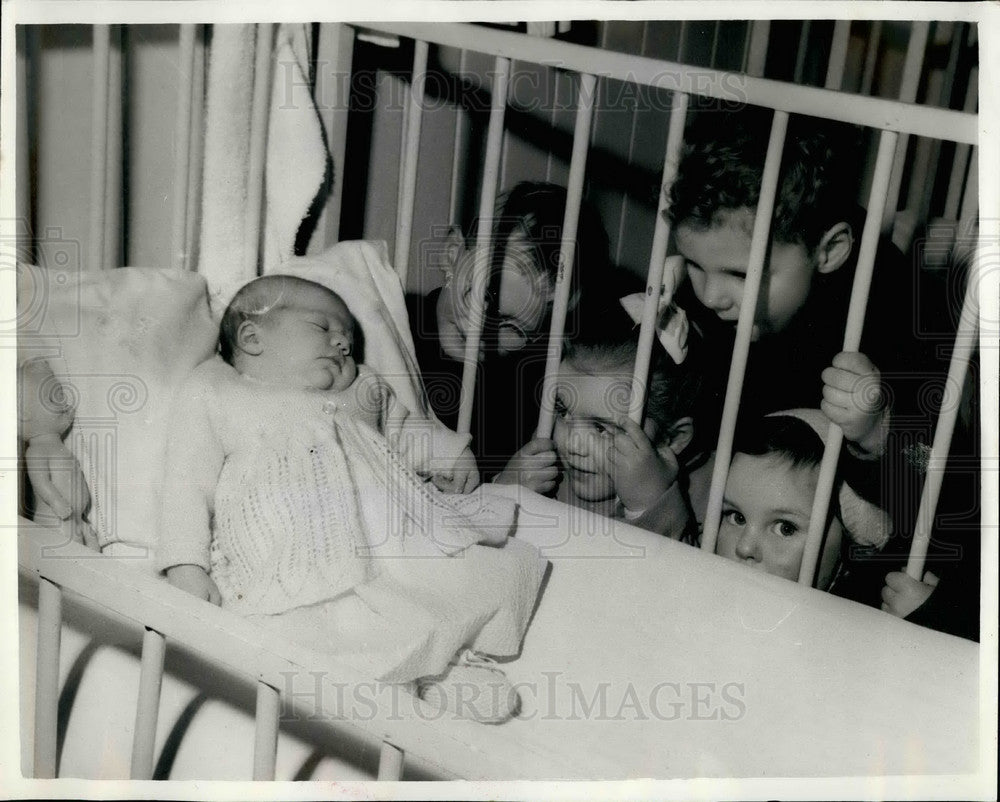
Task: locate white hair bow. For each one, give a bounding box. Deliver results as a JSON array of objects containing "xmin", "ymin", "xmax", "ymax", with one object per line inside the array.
[{"xmin": 619, "ymin": 254, "xmax": 689, "ymax": 364}]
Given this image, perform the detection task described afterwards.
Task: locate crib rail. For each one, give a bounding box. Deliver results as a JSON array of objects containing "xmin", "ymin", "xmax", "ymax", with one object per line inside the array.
[
  {"xmin": 17, "ymin": 518, "xmax": 558, "ymax": 781},
  {"xmin": 362, "ymin": 21, "xmax": 977, "ymax": 144}
]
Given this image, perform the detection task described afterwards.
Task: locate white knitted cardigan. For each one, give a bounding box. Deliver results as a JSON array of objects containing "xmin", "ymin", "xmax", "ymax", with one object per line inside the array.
[{"xmin": 158, "ymin": 357, "xmax": 515, "ymax": 615}]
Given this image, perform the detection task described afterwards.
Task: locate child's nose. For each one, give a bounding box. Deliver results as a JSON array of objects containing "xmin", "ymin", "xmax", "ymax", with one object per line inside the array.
[
  {"xmin": 566, "ymin": 426, "xmax": 592, "ymax": 456},
  {"xmin": 703, "ymin": 276, "xmax": 732, "ymax": 312},
  {"xmin": 734, "ymin": 528, "xmax": 761, "ymax": 561}
]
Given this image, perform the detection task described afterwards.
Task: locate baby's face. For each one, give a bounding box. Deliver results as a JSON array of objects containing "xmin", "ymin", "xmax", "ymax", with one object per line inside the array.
[
  {"xmin": 437, "ymin": 232, "xmax": 551, "ymax": 359},
  {"xmin": 252, "ymin": 286, "xmax": 358, "ymax": 391},
  {"xmin": 675, "ymin": 208, "xmax": 816, "ymax": 340},
  {"xmin": 716, "ymin": 453, "xmax": 843, "ymax": 589},
  {"xmin": 552, "ymin": 362, "xmax": 659, "ymax": 503}
]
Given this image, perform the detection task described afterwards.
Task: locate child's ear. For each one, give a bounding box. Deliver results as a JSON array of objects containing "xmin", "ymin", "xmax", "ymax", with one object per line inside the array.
[
  {"xmin": 662, "ymin": 416, "xmax": 695, "ymax": 456},
  {"xmin": 236, "ymin": 319, "xmax": 264, "ymax": 356},
  {"xmin": 814, "ymin": 222, "xmax": 854, "ymax": 275}
]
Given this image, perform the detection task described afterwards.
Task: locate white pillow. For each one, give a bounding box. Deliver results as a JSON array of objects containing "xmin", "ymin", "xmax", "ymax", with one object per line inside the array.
[{"xmin": 19, "ymin": 241, "xmax": 431, "ymax": 570}]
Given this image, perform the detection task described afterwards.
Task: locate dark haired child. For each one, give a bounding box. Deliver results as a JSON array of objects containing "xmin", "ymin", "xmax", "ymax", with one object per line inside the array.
[
  {"xmin": 667, "ymin": 107, "xmax": 975, "ymax": 623},
  {"xmin": 407, "ymin": 181, "xmax": 612, "ymax": 479},
  {"xmin": 717, "ymin": 410, "xmax": 891, "ymax": 591},
  {"xmin": 667, "ymin": 107, "xmax": 948, "ymax": 452},
  {"xmin": 496, "ymin": 303, "xmax": 710, "ymax": 542}
]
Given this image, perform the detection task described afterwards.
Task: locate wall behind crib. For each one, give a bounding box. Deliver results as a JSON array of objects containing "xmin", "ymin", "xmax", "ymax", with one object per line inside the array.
[{"xmin": 18, "ymin": 20, "xmax": 977, "ymax": 289}]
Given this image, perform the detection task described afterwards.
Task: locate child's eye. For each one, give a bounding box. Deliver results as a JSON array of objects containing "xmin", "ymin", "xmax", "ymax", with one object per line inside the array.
[
  {"xmin": 722, "ymin": 509, "xmax": 745, "ymax": 526},
  {"xmin": 593, "ymin": 421, "xmax": 611, "ymax": 435},
  {"xmin": 773, "ymin": 520, "xmax": 799, "ymax": 537}
]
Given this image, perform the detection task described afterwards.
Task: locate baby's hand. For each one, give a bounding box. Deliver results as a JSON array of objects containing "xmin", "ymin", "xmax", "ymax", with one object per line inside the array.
[
  {"xmin": 610, "ymin": 415, "xmax": 679, "ymax": 514},
  {"xmin": 493, "ymin": 438, "xmax": 559, "ymax": 495},
  {"xmin": 881, "ymin": 570, "xmax": 939, "ymax": 619},
  {"xmin": 167, "ymin": 564, "xmax": 222, "ymax": 605},
  {"xmin": 821, "ymin": 351, "xmax": 888, "ymax": 457},
  {"xmin": 431, "ymin": 446, "xmax": 480, "ymax": 494},
  {"xmin": 24, "ymin": 433, "xmax": 99, "ymax": 550}
]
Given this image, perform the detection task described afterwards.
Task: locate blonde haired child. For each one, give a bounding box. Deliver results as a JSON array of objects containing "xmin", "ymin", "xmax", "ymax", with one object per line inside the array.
[{"xmin": 496, "ymin": 302, "xmax": 710, "ymax": 542}]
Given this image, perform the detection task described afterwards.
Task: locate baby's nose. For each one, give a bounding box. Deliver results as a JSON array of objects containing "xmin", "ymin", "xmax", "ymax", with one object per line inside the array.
[{"xmin": 330, "ymin": 331, "xmax": 351, "ymax": 354}]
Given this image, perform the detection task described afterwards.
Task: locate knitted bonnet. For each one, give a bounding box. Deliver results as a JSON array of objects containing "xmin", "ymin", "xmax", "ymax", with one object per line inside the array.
[{"xmin": 766, "ymin": 408, "xmax": 893, "ymax": 549}]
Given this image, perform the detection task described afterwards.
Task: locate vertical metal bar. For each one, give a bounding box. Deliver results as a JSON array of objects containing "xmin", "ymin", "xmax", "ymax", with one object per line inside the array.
[
  {"xmin": 701, "ymin": 111, "xmax": 789, "ymax": 554},
  {"xmin": 104, "ymin": 26, "xmax": 123, "ymax": 268},
  {"xmin": 744, "ymin": 21, "xmax": 770, "ymax": 77},
  {"xmin": 825, "ymin": 20, "xmax": 851, "ymax": 90},
  {"xmin": 535, "ymin": 72, "xmax": 598, "ymax": 439},
  {"xmin": 456, "ymin": 55, "xmax": 510, "ymax": 436},
  {"xmin": 944, "ymin": 67, "xmax": 977, "ymax": 220},
  {"xmin": 614, "ymin": 23, "xmax": 650, "ymax": 269},
  {"xmin": 913, "ymin": 22, "xmax": 965, "ymax": 225},
  {"xmin": 709, "ymin": 21, "xmax": 721, "ymax": 69},
  {"xmin": 89, "ymin": 25, "xmax": 111, "ymax": 271},
  {"xmin": 958, "ymin": 147, "xmax": 978, "ymax": 222},
  {"xmin": 394, "ymin": 38, "xmax": 428, "ymax": 287},
  {"xmin": 377, "ymin": 740, "xmax": 404, "ymax": 780},
  {"xmin": 793, "ymin": 20, "xmax": 812, "ymax": 84},
  {"xmin": 184, "ymin": 24, "xmax": 206, "ymax": 271},
  {"xmin": 448, "ymin": 47, "xmax": 468, "ymax": 225},
  {"xmin": 245, "ymin": 23, "xmax": 274, "ymax": 278},
  {"xmin": 859, "ymin": 20, "xmax": 883, "ymax": 96},
  {"xmin": 130, "ymin": 628, "xmax": 167, "ymax": 779},
  {"xmin": 798, "ymin": 129, "xmax": 898, "ymax": 585},
  {"xmin": 15, "ymin": 27, "xmax": 32, "ymax": 246},
  {"xmin": 906, "ymin": 256, "xmax": 979, "ymax": 579},
  {"xmin": 316, "ymin": 23, "xmax": 356, "ymax": 249},
  {"xmin": 396, "ymin": 73, "xmax": 411, "ymax": 254},
  {"xmin": 34, "ymin": 578, "xmax": 62, "ymax": 778},
  {"xmin": 629, "ymin": 92, "xmax": 689, "ymax": 422},
  {"xmin": 172, "ymin": 25, "xmax": 196, "ymax": 272},
  {"xmin": 252, "ymin": 681, "xmax": 280, "ymax": 780},
  {"xmin": 882, "ymin": 21, "xmax": 930, "ymax": 236}
]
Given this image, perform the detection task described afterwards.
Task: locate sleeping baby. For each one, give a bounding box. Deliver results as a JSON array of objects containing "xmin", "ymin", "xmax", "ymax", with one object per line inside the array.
[{"xmin": 158, "ymin": 274, "xmax": 546, "ymax": 723}]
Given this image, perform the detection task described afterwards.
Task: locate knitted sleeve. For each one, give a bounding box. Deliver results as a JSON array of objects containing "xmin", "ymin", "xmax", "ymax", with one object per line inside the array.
[
  {"xmin": 372, "ymin": 369, "xmax": 471, "ymax": 476},
  {"xmin": 157, "ymin": 365, "xmax": 226, "ymax": 573}
]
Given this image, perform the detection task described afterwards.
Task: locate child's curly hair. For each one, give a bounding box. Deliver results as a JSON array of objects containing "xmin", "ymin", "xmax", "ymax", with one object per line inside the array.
[{"xmin": 666, "ymin": 107, "xmax": 861, "ymax": 251}]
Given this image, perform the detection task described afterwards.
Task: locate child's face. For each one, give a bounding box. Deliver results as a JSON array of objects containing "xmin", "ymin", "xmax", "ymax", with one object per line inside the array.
[
  {"xmin": 716, "ymin": 453, "xmax": 843, "ymax": 589},
  {"xmin": 250, "ymin": 286, "xmax": 358, "ymax": 391},
  {"xmin": 552, "ymin": 362, "xmax": 659, "ymax": 503},
  {"xmin": 675, "ymin": 209, "xmax": 816, "ymax": 340},
  {"xmin": 438, "ymin": 231, "xmax": 551, "ymax": 357}
]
